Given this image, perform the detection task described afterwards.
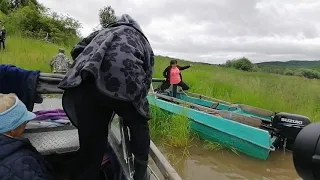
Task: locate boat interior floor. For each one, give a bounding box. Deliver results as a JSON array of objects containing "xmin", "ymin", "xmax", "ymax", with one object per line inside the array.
[
  {"xmin": 23, "ymin": 126, "xmax": 78, "ymax": 179},
  {"xmin": 23, "ymin": 126, "xmax": 114, "ymax": 180}
]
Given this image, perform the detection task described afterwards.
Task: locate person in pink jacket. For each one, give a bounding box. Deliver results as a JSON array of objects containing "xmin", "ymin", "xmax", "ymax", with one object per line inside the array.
[{"xmin": 160, "ymin": 59, "xmax": 191, "ymax": 97}]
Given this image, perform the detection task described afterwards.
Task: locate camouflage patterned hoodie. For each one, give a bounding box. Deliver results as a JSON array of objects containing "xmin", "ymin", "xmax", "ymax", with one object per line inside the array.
[
  {"xmin": 58, "ymin": 14, "xmax": 155, "ymax": 119},
  {"xmin": 50, "ymin": 53, "xmax": 72, "ymax": 74}
]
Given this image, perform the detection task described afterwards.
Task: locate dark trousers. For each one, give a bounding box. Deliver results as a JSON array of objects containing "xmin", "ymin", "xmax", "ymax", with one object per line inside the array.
[
  {"xmin": 0, "ymin": 40, "xmax": 5, "ymax": 50},
  {"xmin": 71, "ymin": 80, "xmax": 150, "ymax": 180},
  {"xmin": 160, "ymin": 81, "xmax": 189, "ymax": 97},
  {"xmin": 172, "ymin": 81, "xmax": 189, "ymax": 97}
]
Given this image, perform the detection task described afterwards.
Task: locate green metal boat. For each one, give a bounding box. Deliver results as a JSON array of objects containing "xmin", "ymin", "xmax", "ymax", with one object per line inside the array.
[{"xmin": 148, "ymin": 79, "xmax": 312, "ymax": 160}]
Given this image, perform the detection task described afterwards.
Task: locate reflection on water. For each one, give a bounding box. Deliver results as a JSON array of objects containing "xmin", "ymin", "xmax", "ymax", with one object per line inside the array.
[
  {"xmin": 36, "ymin": 98, "xmax": 301, "ymax": 180},
  {"xmin": 160, "ymin": 141, "xmax": 301, "ymax": 180}
]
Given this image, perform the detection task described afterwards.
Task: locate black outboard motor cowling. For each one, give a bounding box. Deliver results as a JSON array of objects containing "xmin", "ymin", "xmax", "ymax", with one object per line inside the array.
[{"xmin": 272, "ymin": 112, "xmax": 311, "ymax": 150}]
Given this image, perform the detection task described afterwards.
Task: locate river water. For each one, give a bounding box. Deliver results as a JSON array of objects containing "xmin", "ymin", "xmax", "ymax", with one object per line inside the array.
[
  {"xmin": 160, "ymin": 142, "xmax": 301, "ymax": 180},
  {"xmin": 34, "ymin": 97, "xmax": 301, "ymax": 180}
]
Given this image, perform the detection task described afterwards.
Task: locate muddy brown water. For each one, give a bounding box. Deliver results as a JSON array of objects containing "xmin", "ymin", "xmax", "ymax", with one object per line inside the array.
[
  {"xmin": 159, "ymin": 142, "xmax": 301, "ymax": 180},
  {"xmin": 34, "ymin": 98, "xmax": 301, "ymax": 180}
]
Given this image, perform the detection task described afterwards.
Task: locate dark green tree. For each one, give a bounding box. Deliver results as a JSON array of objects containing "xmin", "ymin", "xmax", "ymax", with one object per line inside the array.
[
  {"xmin": 9, "ymin": 0, "xmax": 43, "ymax": 10},
  {"xmin": 99, "ymin": 5, "xmax": 116, "ymax": 28},
  {"xmin": 0, "ymin": 0, "xmax": 10, "ymax": 14},
  {"xmin": 224, "ymin": 57, "xmax": 254, "ymax": 71}
]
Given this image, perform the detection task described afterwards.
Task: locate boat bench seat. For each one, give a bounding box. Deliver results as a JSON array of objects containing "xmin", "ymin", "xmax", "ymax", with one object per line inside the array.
[
  {"xmin": 210, "ymin": 103, "xmax": 219, "ymax": 109},
  {"xmin": 238, "ymin": 104, "xmax": 274, "ymax": 117},
  {"xmin": 210, "ymin": 111, "xmax": 262, "ymax": 128},
  {"xmin": 23, "ymin": 126, "xmax": 80, "ymax": 155}
]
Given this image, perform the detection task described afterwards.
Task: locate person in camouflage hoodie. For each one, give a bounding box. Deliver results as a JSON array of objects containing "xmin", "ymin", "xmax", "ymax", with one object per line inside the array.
[
  {"xmin": 50, "ymin": 48, "xmax": 72, "ymax": 74},
  {"xmin": 58, "ymin": 14, "xmax": 154, "ymax": 180}
]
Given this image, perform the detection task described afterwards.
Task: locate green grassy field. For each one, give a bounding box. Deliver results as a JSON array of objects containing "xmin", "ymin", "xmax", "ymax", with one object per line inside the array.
[
  {"xmin": 2, "ymin": 36, "xmax": 320, "ymax": 148},
  {"xmin": 154, "ymin": 57, "xmax": 320, "ymax": 122},
  {"xmin": 0, "ymin": 36, "xmax": 72, "ymax": 72}
]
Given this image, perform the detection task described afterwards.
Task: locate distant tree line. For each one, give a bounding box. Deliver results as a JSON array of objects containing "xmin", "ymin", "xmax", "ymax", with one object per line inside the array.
[
  {"xmin": 222, "ymin": 57, "xmax": 320, "ymax": 80},
  {"xmin": 0, "ymin": 0, "xmax": 81, "ymax": 46},
  {"xmin": 0, "ymin": 1, "xmax": 120, "ymax": 46}
]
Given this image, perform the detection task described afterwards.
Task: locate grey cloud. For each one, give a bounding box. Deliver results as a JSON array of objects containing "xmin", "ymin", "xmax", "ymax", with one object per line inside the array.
[
  {"xmin": 138, "ymin": 0, "xmax": 319, "ymax": 38},
  {"xmin": 153, "ymin": 36, "xmax": 320, "ymax": 56},
  {"xmin": 38, "ymin": 0, "xmax": 320, "ymax": 63}
]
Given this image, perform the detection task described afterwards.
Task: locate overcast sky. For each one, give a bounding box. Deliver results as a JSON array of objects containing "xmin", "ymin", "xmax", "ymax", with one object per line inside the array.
[{"xmin": 38, "ymin": 0, "xmax": 320, "ymax": 64}]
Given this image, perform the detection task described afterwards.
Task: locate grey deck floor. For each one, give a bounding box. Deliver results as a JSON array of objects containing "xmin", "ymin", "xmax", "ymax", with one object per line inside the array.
[{"xmin": 26, "ymin": 98, "xmax": 163, "ymax": 180}]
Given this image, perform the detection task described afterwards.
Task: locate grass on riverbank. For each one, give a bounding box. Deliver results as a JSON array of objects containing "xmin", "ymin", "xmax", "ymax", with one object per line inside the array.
[
  {"xmin": 150, "ymin": 107, "xmax": 193, "ymax": 148},
  {"xmin": 3, "ymin": 36, "xmax": 320, "ymax": 151},
  {"xmin": 0, "ymin": 36, "xmax": 72, "ymax": 72}
]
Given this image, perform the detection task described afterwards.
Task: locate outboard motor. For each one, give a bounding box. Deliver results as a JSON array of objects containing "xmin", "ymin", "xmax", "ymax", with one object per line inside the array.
[{"xmin": 271, "ymin": 112, "xmax": 311, "ymax": 150}]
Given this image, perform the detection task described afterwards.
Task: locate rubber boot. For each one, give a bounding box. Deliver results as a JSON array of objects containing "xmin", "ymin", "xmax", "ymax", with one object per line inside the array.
[{"xmin": 133, "ymin": 158, "xmax": 150, "ymax": 180}]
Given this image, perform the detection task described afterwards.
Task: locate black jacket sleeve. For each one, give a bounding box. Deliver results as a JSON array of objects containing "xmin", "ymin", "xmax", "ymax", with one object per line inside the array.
[
  {"xmin": 163, "ymin": 66, "xmax": 170, "ymax": 78},
  {"xmin": 178, "ymin": 65, "xmax": 191, "ymax": 71}
]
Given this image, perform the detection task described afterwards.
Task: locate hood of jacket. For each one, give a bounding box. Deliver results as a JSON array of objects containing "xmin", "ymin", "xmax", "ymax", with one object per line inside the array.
[{"xmin": 70, "ymin": 14, "xmax": 148, "ymax": 60}]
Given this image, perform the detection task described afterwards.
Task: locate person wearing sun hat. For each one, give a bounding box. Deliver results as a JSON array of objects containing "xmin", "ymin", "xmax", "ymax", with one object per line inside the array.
[{"xmin": 0, "ymin": 93, "xmax": 52, "ymax": 180}]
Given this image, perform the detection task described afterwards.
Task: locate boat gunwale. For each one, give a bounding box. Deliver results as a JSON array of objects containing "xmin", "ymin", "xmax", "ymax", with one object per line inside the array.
[
  {"xmin": 190, "ymin": 118, "xmax": 273, "ymax": 152},
  {"xmin": 148, "ymin": 95, "xmax": 273, "ymax": 151},
  {"xmin": 178, "ymin": 94, "xmax": 272, "ymax": 122},
  {"xmin": 190, "ymin": 121, "xmax": 271, "ymax": 160},
  {"xmin": 151, "ymin": 81, "xmax": 274, "ymax": 121},
  {"xmin": 184, "ymin": 91, "xmax": 275, "ymax": 118},
  {"xmin": 185, "ymin": 91, "xmax": 233, "ymax": 106}
]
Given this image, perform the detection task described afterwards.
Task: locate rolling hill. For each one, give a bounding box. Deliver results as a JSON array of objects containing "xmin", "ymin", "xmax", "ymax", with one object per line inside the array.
[{"xmin": 257, "ymin": 60, "xmax": 320, "ymax": 69}]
